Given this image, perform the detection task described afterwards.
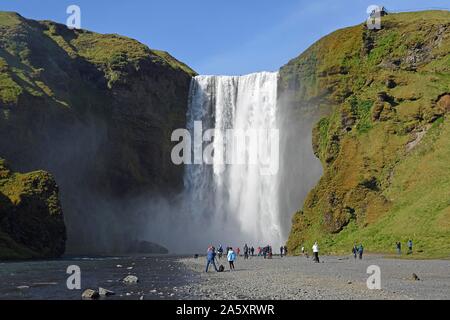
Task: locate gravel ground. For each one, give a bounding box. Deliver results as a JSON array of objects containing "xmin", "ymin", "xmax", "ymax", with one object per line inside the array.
[{"xmin": 178, "ymin": 255, "xmax": 450, "ymax": 300}]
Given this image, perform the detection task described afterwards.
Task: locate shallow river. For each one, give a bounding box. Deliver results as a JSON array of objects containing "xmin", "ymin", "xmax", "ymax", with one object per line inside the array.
[{"xmin": 0, "ymin": 255, "xmax": 199, "ymax": 300}]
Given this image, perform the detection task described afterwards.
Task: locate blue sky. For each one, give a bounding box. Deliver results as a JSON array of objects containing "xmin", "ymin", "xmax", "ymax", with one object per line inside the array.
[{"xmin": 1, "ymin": 0, "xmax": 449, "ymax": 75}]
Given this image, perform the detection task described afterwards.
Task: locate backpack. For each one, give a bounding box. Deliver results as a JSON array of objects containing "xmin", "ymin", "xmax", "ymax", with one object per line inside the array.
[{"xmin": 218, "ymin": 265, "xmax": 225, "ymax": 272}]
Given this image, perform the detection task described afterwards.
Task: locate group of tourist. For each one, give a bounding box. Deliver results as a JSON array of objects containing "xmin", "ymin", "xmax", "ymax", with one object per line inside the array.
[
  {"xmin": 205, "ymin": 245, "xmax": 237, "ymax": 272},
  {"xmin": 205, "ymin": 243, "xmax": 283, "ymax": 272},
  {"xmin": 352, "ymin": 244, "xmax": 364, "ymax": 260},
  {"xmin": 205, "ymin": 239, "xmax": 415, "ymax": 272}
]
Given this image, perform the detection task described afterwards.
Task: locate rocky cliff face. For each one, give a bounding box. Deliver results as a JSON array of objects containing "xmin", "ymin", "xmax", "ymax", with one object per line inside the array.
[
  {"xmin": 0, "ymin": 158, "xmax": 65, "ymax": 259},
  {"xmin": 0, "ymin": 12, "xmax": 196, "ymax": 254},
  {"xmin": 283, "ymin": 11, "xmax": 450, "ymax": 258}
]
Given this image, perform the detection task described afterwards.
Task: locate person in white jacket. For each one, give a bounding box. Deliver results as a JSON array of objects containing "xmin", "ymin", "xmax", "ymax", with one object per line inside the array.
[
  {"xmin": 312, "ymin": 241, "xmax": 320, "ymax": 263},
  {"xmin": 227, "ymin": 247, "xmax": 236, "ymax": 271}
]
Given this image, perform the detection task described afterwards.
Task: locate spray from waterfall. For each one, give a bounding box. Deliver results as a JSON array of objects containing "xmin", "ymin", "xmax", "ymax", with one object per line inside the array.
[{"xmin": 135, "ymin": 71, "xmax": 322, "ymax": 254}]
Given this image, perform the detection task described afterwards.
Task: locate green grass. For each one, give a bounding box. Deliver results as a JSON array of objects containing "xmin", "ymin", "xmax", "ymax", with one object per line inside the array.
[
  {"xmin": 0, "ymin": 12, "xmax": 22, "ymax": 27},
  {"xmin": 286, "ymin": 10, "xmax": 450, "ymax": 259}
]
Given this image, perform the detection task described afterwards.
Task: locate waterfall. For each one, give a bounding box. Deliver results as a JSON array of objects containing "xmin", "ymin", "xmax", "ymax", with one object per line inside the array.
[{"xmin": 184, "ymin": 72, "xmax": 282, "ymax": 246}]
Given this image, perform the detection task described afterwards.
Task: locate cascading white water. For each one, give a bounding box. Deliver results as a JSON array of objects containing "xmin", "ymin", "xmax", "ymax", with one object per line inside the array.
[{"xmin": 184, "ymin": 72, "xmax": 281, "ymax": 247}]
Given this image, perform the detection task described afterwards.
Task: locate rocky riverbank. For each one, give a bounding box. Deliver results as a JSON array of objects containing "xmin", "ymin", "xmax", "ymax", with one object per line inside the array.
[{"xmin": 179, "ymin": 255, "xmax": 450, "ymax": 300}]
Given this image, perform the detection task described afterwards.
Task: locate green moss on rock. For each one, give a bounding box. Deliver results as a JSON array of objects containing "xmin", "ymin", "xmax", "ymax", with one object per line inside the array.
[
  {"xmin": 0, "ymin": 158, "xmax": 66, "ymax": 259},
  {"xmin": 284, "ymin": 11, "xmax": 450, "ymax": 258}
]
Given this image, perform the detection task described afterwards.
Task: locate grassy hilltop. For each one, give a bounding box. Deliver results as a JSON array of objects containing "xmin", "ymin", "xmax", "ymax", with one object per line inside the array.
[{"xmin": 281, "ymin": 11, "xmax": 450, "ymax": 258}]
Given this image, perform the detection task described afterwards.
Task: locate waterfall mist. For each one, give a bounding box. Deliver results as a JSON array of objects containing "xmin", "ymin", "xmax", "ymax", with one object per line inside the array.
[
  {"xmin": 96, "ymin": 71, "xmax": 324, "ymax": 254},
  {"xmin": 136, "ymin": 71, "xmax": 323, "ymax": 253}
]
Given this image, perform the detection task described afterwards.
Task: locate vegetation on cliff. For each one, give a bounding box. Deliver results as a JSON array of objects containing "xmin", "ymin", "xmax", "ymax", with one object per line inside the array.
[
  {"xmin": 0, "ymin": 11, "xmax": 196, "ymax": 254},
  {"xmin": 0, "ymin": 158, "xmax": 66, "ymax": 259},
  {"xmin": 282, "ymin": 11, "xmax": 450, "ymax": 258}
]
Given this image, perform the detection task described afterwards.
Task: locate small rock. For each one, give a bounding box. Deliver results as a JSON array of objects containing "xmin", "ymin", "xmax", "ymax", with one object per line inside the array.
[
  {"xmin": 116, "ymin": 265, "xmax": 123, "ymax": 268},
  {"xmin": 99, "ymin": 287, "xmax": 115, "ymax": 296},
  {"xmin": 140, "ymin": 295, "xmax": 144, "ymax": 300},
  {"xmin": 412, "ymin": 273, "xmax": 420, "ymax": 281},
  {"xmin": 123, "ymin": 275, "xmax": 139, "ymax": 284},
  {"xmin": 82, "ymin": 289, "xmax": 100, "ymax": 300},
  {"xmin": 16, "ymin": 286, "xmax": 29, "ymax": 289},
  {"xmin": 347, "ymin": 281, "xmax": 352, "ymax": 284},
  {"xmin": 386, "ymin": 78, "xmax": 396, "ymax": 89},
  {"xmin": 127, "ymin": 267, "xmax": 133, "ymax": 270}
]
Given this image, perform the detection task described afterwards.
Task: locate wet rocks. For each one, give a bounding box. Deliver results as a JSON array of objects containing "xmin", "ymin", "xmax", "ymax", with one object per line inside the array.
[
  {"xmin": 82, "ymin": 289, "xmax": 100, "ymax": 300},
  {"xmin": 99, "ymin": 287, "xmax": 115, "ymax": 296},
  {"xmin": 123, "ymin": 275, "xmax": 139, "ymax": 284}
]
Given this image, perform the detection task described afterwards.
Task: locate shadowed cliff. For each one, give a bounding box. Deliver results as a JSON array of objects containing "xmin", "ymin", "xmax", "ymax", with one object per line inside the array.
[{"xmin": 0, "ymin": 11, "xmax": 196, "ymax": 255}]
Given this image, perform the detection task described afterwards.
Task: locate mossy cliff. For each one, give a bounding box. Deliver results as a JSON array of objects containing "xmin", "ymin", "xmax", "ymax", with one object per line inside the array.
[
  {"xmin": 282, "ymin": 11, "xmax": 450, "ymax": 258},
  {"xmin": 0, "ymin": 12, "xmax": 196, "ymax": 254},
  {"xmin": 0, "ymin": 158, "xmax": 65, "ymax": 259}
]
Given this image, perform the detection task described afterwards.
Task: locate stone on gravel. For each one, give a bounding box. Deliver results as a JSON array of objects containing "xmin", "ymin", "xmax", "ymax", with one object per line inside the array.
[
  {"xmin": 123, "ymin": 275, "xmax": 139, "ymax": 283},
  {"xmin": 99, "ymin": 287, "xmax": 115, "ymax": 296},
  {"xmin": 82, "ymin": 289, "xmax": 99, "ymax": 299}
]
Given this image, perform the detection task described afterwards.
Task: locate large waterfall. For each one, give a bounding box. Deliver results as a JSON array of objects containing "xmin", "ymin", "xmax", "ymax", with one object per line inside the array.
[
  {"xmin": 184, "ymin": 72, "xmax": 282, "ymax": 247},
  {"xmin": 143, "ymin": 71, "xmax": 322, "ymax": 253}
]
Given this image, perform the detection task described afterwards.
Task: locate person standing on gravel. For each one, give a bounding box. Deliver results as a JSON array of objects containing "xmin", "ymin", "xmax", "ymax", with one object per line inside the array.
[
  {"xmin": 358, "ymin": 244, "xmax": 364, "ymax": 260},
  {"xmin": 251, "ymin": 246, "xmax": 255, "ymax": 257},
  {"xmin": 312, "ymin": 242, "xmax": 320, "ymax": 263},
  {"xmin": 244, "ymin": 244, "xmax": 249, "ymax": 259},
  {"xmin": 280, "ymin": 246, "xmax": 284, "ymax": 257},
  {"xmin": 205, "ymin": 246, "xmax": 219, "ymax": 272},
  {"xmin": 352, "ymin": 244, "xmax": 358, "ymax": 259},
  {"xmin": 218, "ymin": 245, "xmax": 223, "ymax": 259},
  {"xmin": 227, "ymin": 247, "xmax": 236, "ymax": 271}
]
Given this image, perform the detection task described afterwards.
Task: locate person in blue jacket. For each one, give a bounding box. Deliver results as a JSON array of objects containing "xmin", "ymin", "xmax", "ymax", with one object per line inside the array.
[
  {"xmin": 205, "ymin": 246, "xmax": 219, "ymax": 272},
  {"xmin": 358, "ymin": 244, "xmax": 364, "ymax": 260},
  {"xmin": 227, "ymin": 247, "xmax": 236, "ymax": 271}
]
